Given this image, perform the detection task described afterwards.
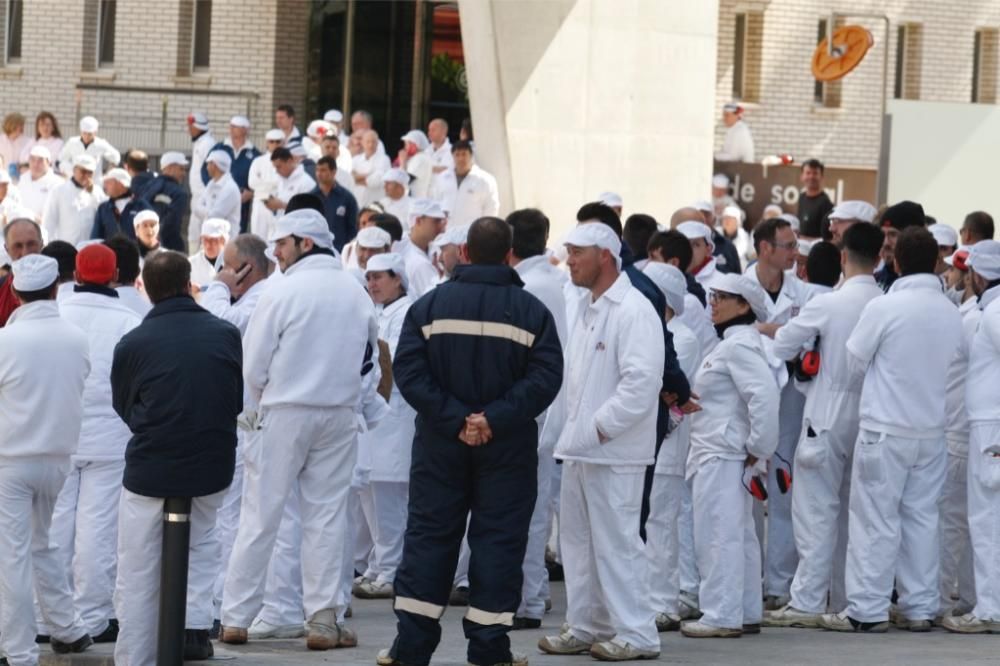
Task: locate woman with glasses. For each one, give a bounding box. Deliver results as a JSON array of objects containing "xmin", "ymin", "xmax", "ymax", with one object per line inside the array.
[{"xmin": 681, "ymin": 273, "xmax": 780, "ymax": 639}]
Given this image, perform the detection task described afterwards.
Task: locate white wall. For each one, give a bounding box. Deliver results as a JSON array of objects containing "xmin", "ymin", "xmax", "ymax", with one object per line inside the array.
[
  {"xmin": 460, "ymin": 0, "xmax": 719, "ymax": 238},
  {"xmin": 886, "ymin": 99, "xmax": 1000, "ymax": 228}
]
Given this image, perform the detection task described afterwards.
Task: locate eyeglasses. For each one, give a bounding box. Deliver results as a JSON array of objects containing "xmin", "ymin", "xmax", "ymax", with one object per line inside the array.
[
  {"xmin": 709, "ymin": 291, "xmax": 741, "ymax": 304},
  {"xmin": 771, "ymin": 240, "xmax": 798, "ymax": 250}
]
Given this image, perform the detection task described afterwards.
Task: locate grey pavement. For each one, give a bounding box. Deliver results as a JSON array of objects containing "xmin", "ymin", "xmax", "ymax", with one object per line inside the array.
[{"xmin": 38, "ymin": 583, "xmax": 998, "ymax": 665}]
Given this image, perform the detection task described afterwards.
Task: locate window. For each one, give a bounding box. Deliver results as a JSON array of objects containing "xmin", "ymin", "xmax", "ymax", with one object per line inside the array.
[
  {"xmin": 6, "ymin": 0, "xmax": 23, "ymax": 64},
  {"xmin": 731, "ymin": 12, "xmax": 763, "ymax": 102},
  {"xmin": 814, "ymin": 18, "xmax": 842, "ymax": 108},
  {"xmin": 192, "ymin": 0, "xmax": 211, "ymax": 70},
  {"xmin": 894, "ymin": 23, "xmax": 923, "ymax": 100},
  {"xmin": 98, "ymin": 0, "xmax": 116, "ymax": 67},
  {"xmin": 733, "ymin": 14, "xmax": 746, "ymax": 99},
  {"xmin": 973, "ymin": 29, "xmax": 998, "ymax": 104}
]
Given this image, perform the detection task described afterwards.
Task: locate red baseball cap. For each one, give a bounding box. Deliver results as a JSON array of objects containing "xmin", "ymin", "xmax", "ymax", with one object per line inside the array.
[{"xmin": 76, "ymin": 244, "xmax": 117, "ymax": 284}]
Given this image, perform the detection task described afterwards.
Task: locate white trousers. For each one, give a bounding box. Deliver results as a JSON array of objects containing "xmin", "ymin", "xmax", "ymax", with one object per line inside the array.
[
  {"xmin": 222, "ymin": 405, "xmax": 356, "ymax": 626},
  {"xmin": 0, "ymin": 457, "xmax": 86, "ymax": 666},
  {"xmin": 256, "ymin": 488, "xmax": 305, "ymax": 627},
  {"xmin": 645, "ymin": 474, "xmax": 685, "ymax": 615},
  {"xmin": 968, "ymin": 422, "xmax": 1000, "ymax": 620},
  {"xmin": 845, "ymin": 432, "xmax": 946, "ymax": 623},
  {"xmin": 939, "ymin": 450, "xmax": 975, "ymax": 614},
  {"xmin": 561, "ymin": 461, "xmax": 659, "ymax": 651},
  {"xmin": 518, "ymin": 449, "xmax": 556, "ymax": 619},
  {"xmin": 788, "ymin": 422, "xmax": 854, "ymax": 613},
  {"xmin": 692, "ymin": 458, "xmax": 762, "ymax": 629},
  {"xmin": 44, "ymin": 458, "xmax": 124, "ymax": 637},
  {"xmin": 361, "ymin": 481, "xmax": 409, "ymax": 584},
  {"xmin": 677, "ymin": 480, "xmax": 699, "ymax": 596},
  {"xmin": 214, "ymin": 435, "xmax": 246, "ymax": 617},
  {"xmin": 764, "ymin": 382, "xmax": 804, "ymax": 597},
  {"xmin": 114, "ymin": 488, "xmax": 225, "ymax": 666},
  {"xmin": 354, "ymin": 483, "xmax": 376, "ymax": 575}
]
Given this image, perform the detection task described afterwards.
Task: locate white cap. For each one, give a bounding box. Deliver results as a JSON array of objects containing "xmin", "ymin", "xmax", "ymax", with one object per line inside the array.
[
  {"xmin": 287, "ymin": 142, "xmax": 307, "ymax": 157},
  {"xmin": 410, "ymin": 198, "xmax": 445, "ymax": 220},
  {"xmin": 201, "ymin": 218, "xmax": 231, "ymax": 239},
  {"xmin": 944, "ymin": 246, "xmax": 970, "ymax": 269},
  {"xmin": 763, "ymin": 203, "xmax": 783, "ymax": 217},
  {"xmin": 73, "ymin": 154, "xmax": 97, "ymax": 172},
  {"xmin": 711, "ymin": 273, "xmax": 770, "ymax": 322},
  {"xmin": 229, "ymin": 115, "xmax": 250, "ymax": 128},
  {"xmin": 967, "ymin": 240, "xmax": 1000, "ymax": 280},
  {"xmin": 102, "ymin": 167, "xmax": 132, "ymax": 188},
  {"xmin": 829, "ymin": 200, "xmax": 877, "ymax": 223},
  {"xmin": 356, "ymin": 226, "xmax": 392, "ymax": 249},
  {"xmin": 797, "ymin": 238, "xmax": 818, "ymax": 255},
  {"xmin": 206, "ymin": 150, "xmax": 231, "ymax": 172},
  {"xmin": 324, "ymin": 109, "xmax": 344, "ymax": 123},
  {"xmin": 187, "ymin": 112, "xmax": 210, "ymax": 131},
  {"xmin": 265, "ymin": 128, "xmax": 285, "ymax": 142},
  {"xmin": 268, "ymin": 208, "xmax": 334, "ymax": 249},
  {"xmin": 712, "ymin": 174, "xmax": 730, "ymax": 189},
  {"xmin": 929, "ymin": 223, "xmax": 959, "ymax": 248},
  {"xmin": 721, "ymin": 204, "xmax": 743, "ymax": 221},
  {"xmin": 133, "ymin": 209, "xmax": 160, "ymax": 227},
  {"xmin": 693, "ymin": 200, "xmax": 713, "ymax": 213},
  {"xmin": 29, "ymin": 145, "xmax": 51, "ymax": 161},
  {"xmin": 11, "ymin": 254, "xmax": 58, "ymax": 291},
  {"xmin": 778, "ymin": 213, "xmax": 801, "ymax": 233},
  {"xmin": 383, "ymin": 168, "xmax": 409, "ymax": 186},
  {"xmin": 160, "ymin": 151, "xmax": 189, "ymax": 168},
  {"xmin": 722, "ymin": 102, "xmax": 743, "ymax": 114},
  {"xmin": 643, "ymin": 262, "xmax": 686, "ymax": 316},
  {"xmin": 564, "ymin": 223, "xmax": 623, "ymax": 270},
  {"xmin": 401, "ymin": 130, "xmax": 429, "ymax": 151},
  {"xmin": 676, "ymin": 221, "xmax": 715, "ymax": 252},
  {"xmin": 79, "ymin": 116, "xmax": 99, "ymax": 133},
  {"xmin": 435, "ymin": 224, "xmax": 470, "ymax": 248},
  {"xmin": 598, "ymin": 191, "xmax": 623, "ymax": 208},
  {"xmin": 307, "ymin": 119, "xmax": 336, "ymax": 139},
  {"xmin": 365, "ymin": 252, "xmax": 408, "ymax": 291}
]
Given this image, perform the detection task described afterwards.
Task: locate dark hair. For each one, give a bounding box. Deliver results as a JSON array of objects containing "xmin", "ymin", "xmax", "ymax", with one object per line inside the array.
[
  {"xmin": 13, "ymin": 281, "xmax": 58, "ymax": 303},
  {"xmin": 286, "ymin": 192, "xmax": 324, "ymax": 215},
  {"xmin": 316, "ymin": 155, "xmax": 337, "ymax": 172},
  {"xmin": 321, "ymin": 133, "xmax": 339, "ymax": 144},
  {"xmin": 270, "ymin": 147, "xmax": 293, "ymax": 162},
  {"xmin": 276, "ymin": 104, "xmax": 295, "ymax": 118},
  {"xmin": 233, "ymin": 233, "xmax": 269, "ymax": 276},
  {"xmin": 648, "ymin": 230, "xmax": 693, "ymax": 273},
  {"xmin": 41, "ymin": 240, "xmax": 77, "ymax": 282},
  {"xmin": 506, "ymin": 208, "xmax": 549, "ymax": 259},
  {"xmin": 753, "ymin": 217, "xmax": 791, "ymax": 254},
  {"xmin": 3, "ymin": 218, "xmax": 42, "ymax": 243},
  {"xmin": 805, "ymin": 241, "xmax": 841, "ymax": 287},
  {"xmin": 461, "ymin": 117, "xmax": 473, "ymax": 141},
  {"xmin": 125, "ymin": 149, "xmax": 149, "ymax": 173},
  {"xmin": 372, "ymin": 213, "xmax": 403, "ymax": 242},
  {"xmin": 576, "ymin": 202, "xmax": 623, "ymax": 239},
  {"xmin": 35, "ymin": 111, "xmax": 62, "ymax": 139},
  {"xmin": 451, "ymin": 139, "xmax": 474, "ymax": 154},
  {"xmin": 142, "ymin": 251, "xmax": 191, "ymax": 303},
  {"xmin": 801, "ymin": 158, "xmax": 825, "ymax": 174},
  {"xmin": 623, "ymin": 214, "xmax": 659, "ymax": 260},
  {"xmin": 104, "ymin": 235, "xmax": 141, "ymax": 284},
  {"xmin": 963, "ymin": 211, "xmax": 995, "ymax": 241},
  {"xmin": 466, "ymin": 217, "xmax": 512, "ymax": 265},
  {"xmin": 842, "ymin": 222, "xmax": 884, "ymax": 267},
  {"xmin": 895, "ymin": 227, "xmax": 939, "ymax": 276}
]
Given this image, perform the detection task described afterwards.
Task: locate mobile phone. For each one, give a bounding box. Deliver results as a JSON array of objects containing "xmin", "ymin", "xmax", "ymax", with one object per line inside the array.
[{"xmin": 235, "ymin": 262, "xmax": 251, "ymax": 285}]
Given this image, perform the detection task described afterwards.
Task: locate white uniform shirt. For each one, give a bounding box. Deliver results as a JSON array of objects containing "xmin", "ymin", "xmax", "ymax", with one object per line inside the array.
[
  {"xmin": 404, "ymin": 151, "xmax": 433, "ymax": 199},
  {"xmin": 426, "ymin": 139, "xmax": 455, "ymax": 202},
  {"xmin": 248, "ymin": 151, "xmax": 278, "ymax": 238},
  {"xmin": 42, "ymin": 178, "xmax": 107, "ymax": 245},
  {"xmin": 744, "ymin": 264, "xmax": 811, "ymax": 325},
  {"xmin": 115, "ymin": 285, "xmax": 152, "ymax": 317},
  {"xmin": 966, "ymin": 286, "xmax": 1000, "ymax": 423},
  {"xmin": 678, "ymin": 292, "xmax": 718, "ymax": 357},
  {"xmin": 846, "ymin": 273, "xmax": 963, "ymax": 440},
  {"xmin": 274, "ymin": 165, "xmax": 316, "ymax": 218},
  {"xmin": 18, "ymin": 169, "xmax": 64, "ymax": 220},
  {"xmin": 715, "ymin": 119, "xmax": 755, "ymax": 163},
  {"xmin": 554, "ymin": 273, "xmax": 665, "ymax": 466},
  {"xmin": 380, "ymin": 195, "xmax": 412, "ymax": 226},
  {"xmin": 655, "ymin": 317, "xmax": 703, "ymax": 476},
  {"xmin": 371, "ymin": 295, "xmax": 416, "ymax": 482},
  {"xmin": 200, "ymin": 278, "xmax": 269, "ymax": 336},
  {"xmin": 944, "ymin": 302, "xmax": 984, "ymax": 455},
  {"xmin": 188, "ymin": 131, "xmax": 216, "ymax": 202},
  {"xmin": 58, "ymin": 135, "xmax": 121, "ymax": 179},
  {"xmin": 351, "ymin": 151, "xmax": 391, "ymax": 208},
  {"xmin": 692, "ymin": 257, "xmax": 726, "ymax": 304},
  {"xmin": 189, "ymin": 250, "xmax": 220, "ymax": 287},
  {"xmin": 772, "ymin": 275, "xmax": 883, "ymax": 433},
  {"xmin": 401, "ymin": 239, "xmax": 440, "ymax": 298},
  {"xmin": 192, "ymin": 173, "xmax": 241, "ymax": 229},
  {"xmin": 440, "ymin": 164, "xmax": 500, "ymax": 228}
]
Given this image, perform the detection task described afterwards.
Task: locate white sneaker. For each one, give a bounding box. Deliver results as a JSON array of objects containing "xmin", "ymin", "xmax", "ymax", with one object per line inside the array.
[
  {"xmin": 589, "ymin": 639, "xmax": 659, "ymax": 661},
  {"xmin": 354, "ymin": 579, "xmax": 394, "ymax": 599},
  {"xmin": 680, "ymin": 620, "xmax": 741, "ymax": 638},
  {"xmin": 247, "ymin": 617, "xmax": 305, "ymax": 639},
  {"xmin": 763, "ymin": 594, "xmax": 791, "ymax": 611},
  {"xmin": 352, "ymin": 575, "xmax": 371, "ymax": 596},
  {"xmin": 762, "ymin": 604, "xmax": 821, "ymax": 628},
  {"xmin": 942, "ymin": 613, "xmax": 1000, "ymax": 634},
  {"xmin": 538, "ymin": 631, "xmax": 592, "ymax": 655}
]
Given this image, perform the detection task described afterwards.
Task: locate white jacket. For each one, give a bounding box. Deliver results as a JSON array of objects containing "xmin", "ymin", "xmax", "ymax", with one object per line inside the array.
[
  {"xmin": 0, "ymin": 301, "xmax": 90, "ymax": 459},
  {"xmin": 554, "ymin": 273, "xmax": 665, "ymax": 466},
  {"xmin": 440, "ymin": 164, "xmax": 500, "ymax": 228},
  {"xmin": 248, "ymin": 151, "xmax": 278, "ymax": 238},
  {"xmin": 192, "ymin": 173, "xmax": 241, "ymax": 228},
  {"xmin": 200, "ymin": 278, "xmax": 268, "ymax": 336},
  {"xmin": 43, "ymin": 178, "xmax": 106, "ymax": 245},
  {"xmin": 59, "ymin": 290, "xmax": 142, "ymax": 461},
  {"xmin": 772, "ymin": 275, "xmax": 882, "ymax": 433},
  {"xmin": 401, "ymin": 239, "xmax": 439, "ymax": 298},
  {"xmin": 243, "ymin": 253, "xmax": 378, "ymax": 410},
  {"xmin": 678, "ymin": 292, "xmax": 718, "ymax": 357},
  {"xmin": 404, "ymin": 151, "xmax": 433, "ymax": 199},
  {"xmin": 655, "ymin": 317, "xmax": 702, "ymax": 476},
  {"xmin": 686, "ymin": 325, "xmax": 780, "ymax": 477},
  {"xmin": 967, "ymin": 285, "xmax": 1000, "ymax": 424},
  {"xmin": 189, "ymin": 250, "xmax": 219, "ymax": 287},
  {"xmin": 115, "ymin": 285, "xmax": 151, "ymax": 317},
  {"xmin": 351, "ymin": 151, "xmax": 391, "ymax": 208},
  {"xmin": 846, "ymin": 273, "xmax": 963, "ymax": 440},
  {"xmin": 692, "ymin": 257, "xmax": 726, "ymax": 306},
  {"xmin": 189, "ymin": 131, "xmax": 216, "ymax": 201},
  {"xmin": 715, "ymin": 119, "xmax": 755, "ymax": 163},
  {"xmin": 371, "ymin": 295, "xmax": 416, "ymax": 482},
  {"xmin": 945, "ymin": 303, "xmax": 984, "ymax": 455},
  {"xmin": 426, "ymin": 140, "xmax": 455, "ymax": 202},
  {"xmin": 744, "ymin": 264, "xmax": 811, "ymax": 325},
  {"xmin": 274, "ymin": 166, "xmax": 316, "ymax": 216},
  {"xmin": 18, "ymin": 169, "xmax": 64, "ymax": 220},
  {"xmin": 380, "ymin": 195, "xmax": 412, "ymax": 227},
  {"xmin": 58, "ymin": 135, "xmax": 120, "ymax": 179}
]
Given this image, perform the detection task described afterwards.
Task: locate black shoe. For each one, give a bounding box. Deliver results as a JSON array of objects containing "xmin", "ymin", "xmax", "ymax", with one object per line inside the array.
[
  {"xmin": 184, "ymin": 629, "xmax": 214, "ymax": 660},
  {"xmin": 35, "ymin": 635, "xmax": 50, "ymax": 644},
  {"xmin": 450, "ymin": 585, "xmax": 470, "ymax": 606},
  {"xmin": 208, "ymin": 618, "xmax": 221, "ymax": 640},
  {"xmin": 50, "ymin": 633, "xmax": 93, "ymax": 654},
  {"xmin": 545, "ymin": 558, "xmax": 564, "ymax": 582},
  {"xmin": 511, "ymin": 616, "xmax": 541, "ymax": 630},
  {"xmin": 93, "ymin": 619, "xmax": 119, "ymax": 643}
]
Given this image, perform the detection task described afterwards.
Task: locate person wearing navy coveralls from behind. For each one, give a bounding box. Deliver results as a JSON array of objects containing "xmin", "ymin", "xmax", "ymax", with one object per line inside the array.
[{"xmin": 378, "ymin": 217, "xmax": 564, "ymax": 666}]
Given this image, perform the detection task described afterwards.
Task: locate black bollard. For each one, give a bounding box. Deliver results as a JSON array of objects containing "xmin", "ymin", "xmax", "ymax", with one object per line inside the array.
[{"xmin": 156, "ymin": 496, "xmax": 192, "ymax": 666}]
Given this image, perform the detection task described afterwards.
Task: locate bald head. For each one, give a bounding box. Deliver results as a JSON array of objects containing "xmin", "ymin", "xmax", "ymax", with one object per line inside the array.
[
  {"xmin": 670, "ymin": 207, "xmax": 707, "ymax": 230},
  {"xmin": 4, "ymin": 219, "xmax": 43, "ymax": 261}
]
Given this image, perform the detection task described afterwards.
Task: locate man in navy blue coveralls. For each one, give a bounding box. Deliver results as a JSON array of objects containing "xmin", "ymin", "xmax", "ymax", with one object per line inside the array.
[{"xmin": 381, "ymin": 217, "xmax": 563, "ymax": 666}]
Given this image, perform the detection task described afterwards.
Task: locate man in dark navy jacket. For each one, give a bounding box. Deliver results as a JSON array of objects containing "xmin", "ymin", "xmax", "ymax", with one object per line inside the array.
[
  {"xmin": 379, "ymin": 217, "xmax": 563, "ymax": 666},
  {"xmin": 110, "ymin": 250, "xmax": 243, "ymax": 664},
  {"xmin": 90, "ymin": 168, "xmax": 152, "ymax": 242}
]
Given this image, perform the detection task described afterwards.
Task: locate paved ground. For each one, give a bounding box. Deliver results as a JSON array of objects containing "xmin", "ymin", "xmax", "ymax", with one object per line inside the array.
[{"xmin": 37, "ymin": 583, "xmax": 998, "ymax": 665}]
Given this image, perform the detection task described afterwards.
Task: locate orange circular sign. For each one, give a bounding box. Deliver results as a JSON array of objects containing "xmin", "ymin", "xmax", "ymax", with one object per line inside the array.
[{"xmin": 812, "ymin": 25, "xmax": 874, "ymax": 82}]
